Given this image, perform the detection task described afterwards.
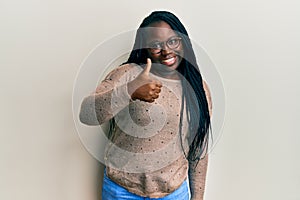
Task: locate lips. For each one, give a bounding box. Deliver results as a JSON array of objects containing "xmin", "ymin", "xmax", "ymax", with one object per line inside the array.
[{"xmin": 160, "ymin": 56, "xmax": 176, "ymax": 66}]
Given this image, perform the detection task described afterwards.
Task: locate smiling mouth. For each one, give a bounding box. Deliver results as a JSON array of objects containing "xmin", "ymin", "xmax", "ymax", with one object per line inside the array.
[{"xmin": 161, "ymin": 56, "xmax": 176, "ymax": 66}]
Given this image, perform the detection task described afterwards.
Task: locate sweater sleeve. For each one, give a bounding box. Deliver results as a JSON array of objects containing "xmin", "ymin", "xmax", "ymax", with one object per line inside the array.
[
  {"xmin": 188, "ymin": 80, "xmax": 212, "ymax": 200},
  {"xmin": 79, "ymin": 64, "xmax": 137, "ymax": 126},
  {"xmin": 188, "ymin": 155, "xmax": 209, "ymax": 200}
]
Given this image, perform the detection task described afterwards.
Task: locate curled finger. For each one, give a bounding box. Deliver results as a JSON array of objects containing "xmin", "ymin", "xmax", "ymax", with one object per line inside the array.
[
  {"xmin": 153, "ymin": 80, "xmax": 162, "ymax": 88},
  {"xmin": 154, "ymin": 87, "xmax": 161, "ymax": 94},
  {"xmin": 152, "ymin": 93, "xmax": 159, "ymax": 99}
]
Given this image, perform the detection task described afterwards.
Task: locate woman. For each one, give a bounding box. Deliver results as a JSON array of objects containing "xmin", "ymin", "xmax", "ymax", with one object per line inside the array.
[{"xmin": 79, "ymin": 11, "xmax": 212, "ymax": 200}]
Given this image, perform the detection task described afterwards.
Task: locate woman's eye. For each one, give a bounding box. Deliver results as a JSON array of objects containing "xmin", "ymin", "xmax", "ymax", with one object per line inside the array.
[
  {"xmin": 150, "ymin": 43, "xmax": 161, "ymax": 49},
  {"xmin": 168, "ymin": 39, "xmax": 177, "ymax": 45},
  {"xmin": 169, "ymin": 39, "xmax": 175, "ymax": 44}
]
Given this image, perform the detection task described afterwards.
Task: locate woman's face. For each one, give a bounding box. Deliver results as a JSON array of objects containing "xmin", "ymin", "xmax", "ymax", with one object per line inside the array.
[{"xmin": 145, "ymin": 21, "xmax": 184, "ymax": 71}]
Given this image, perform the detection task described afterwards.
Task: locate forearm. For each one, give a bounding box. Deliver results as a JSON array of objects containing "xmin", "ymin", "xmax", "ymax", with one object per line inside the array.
[
  {"xmin": 79, "ymin": 91, "xmax": 113, "ymax": 125},
  {"xmin": 79, "ymin": 83, "xmax": 131, "ymax": 126},
  {"xmin": 188, "ymin": 155, "xmax": 208, "ymax": 200}
]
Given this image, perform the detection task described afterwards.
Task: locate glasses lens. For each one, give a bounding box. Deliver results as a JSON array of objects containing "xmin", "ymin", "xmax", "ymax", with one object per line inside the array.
[
  {"xmin": 167, "ymin": 37, "xmax": 181, "ymax": 49},
  {"xmin": 148, "ymin": 42, "xmax": 162, "ymax": 53}
]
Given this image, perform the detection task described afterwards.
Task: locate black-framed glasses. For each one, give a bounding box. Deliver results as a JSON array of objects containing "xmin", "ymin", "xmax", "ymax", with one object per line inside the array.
[{"xmin": 147, "ymin": 36, "xmax": 182, "ymax": 54}]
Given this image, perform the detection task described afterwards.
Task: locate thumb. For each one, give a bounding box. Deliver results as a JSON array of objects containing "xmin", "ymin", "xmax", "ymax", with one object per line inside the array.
[{"xmin": 142, "ymin": 58, "xmax": 152, "ymax": 76}]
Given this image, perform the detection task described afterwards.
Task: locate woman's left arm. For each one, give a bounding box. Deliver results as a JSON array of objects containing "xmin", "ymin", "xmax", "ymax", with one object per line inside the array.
[
  {"xmin": 188, "ymin": 80, "xmax": 212, "ymax": 200},
  {"xmin": 188, "ymin": 155, "xmax": 209, "ymax": 200}
]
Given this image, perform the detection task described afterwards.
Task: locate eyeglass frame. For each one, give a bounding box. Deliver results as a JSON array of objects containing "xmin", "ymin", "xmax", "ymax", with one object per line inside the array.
[{"xmin": 146, "ymin": 36, "xmax": 182, "ymax": 54}]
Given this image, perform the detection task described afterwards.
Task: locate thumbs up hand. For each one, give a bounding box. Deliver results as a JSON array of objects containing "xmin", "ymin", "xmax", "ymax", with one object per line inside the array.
[{"xmin": 127, "ymin": 58, "xmax": 162, "ymax": 103}]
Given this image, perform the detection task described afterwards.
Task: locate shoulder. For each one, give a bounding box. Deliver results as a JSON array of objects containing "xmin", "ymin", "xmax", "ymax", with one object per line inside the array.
[
  {"xmin": 202, "ymin": 80, "xmax": 211, "ymax": 96},
  {"xmin": 202, "ymin": 80, "xmax": 212, "ymax": 116}
]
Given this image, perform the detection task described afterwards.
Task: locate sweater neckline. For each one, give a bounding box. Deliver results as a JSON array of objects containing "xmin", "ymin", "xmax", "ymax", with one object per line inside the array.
[{"xmin": 150, "ymin": 72, "xmax": 182, "ymax": 83}]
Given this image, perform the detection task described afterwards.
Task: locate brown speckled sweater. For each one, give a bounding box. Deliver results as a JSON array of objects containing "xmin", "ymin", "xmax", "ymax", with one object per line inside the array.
[{"xmin": 79, "ymin": 63, "xmax": 211, "ymax": 199}]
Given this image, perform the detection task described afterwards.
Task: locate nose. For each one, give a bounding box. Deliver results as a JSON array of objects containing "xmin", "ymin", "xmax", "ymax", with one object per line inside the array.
[{"xmin": 161, "ymin": 44, "xmax": 172, "ymax": 55}]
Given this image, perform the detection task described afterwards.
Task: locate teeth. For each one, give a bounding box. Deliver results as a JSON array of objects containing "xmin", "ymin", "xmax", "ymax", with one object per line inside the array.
[{"xmin": 162, "ymin": 57, "xmax": 175, "ymax": 62}]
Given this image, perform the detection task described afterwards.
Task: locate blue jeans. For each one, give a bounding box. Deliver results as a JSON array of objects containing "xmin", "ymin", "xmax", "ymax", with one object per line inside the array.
[{"xmin": 102, "ymin": 169, "xmax": 190, "ymax": 200}]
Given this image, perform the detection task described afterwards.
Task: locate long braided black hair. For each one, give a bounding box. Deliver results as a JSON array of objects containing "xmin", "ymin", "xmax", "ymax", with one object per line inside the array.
[{"xmin": 123, "ymin": 11, "xmax": 211, "ymax": 165}]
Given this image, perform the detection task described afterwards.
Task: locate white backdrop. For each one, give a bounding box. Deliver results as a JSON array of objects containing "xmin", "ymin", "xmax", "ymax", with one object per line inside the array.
[{"xmin": 1, "ymin": 0, "xmax": 299, "ymax": 200}]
